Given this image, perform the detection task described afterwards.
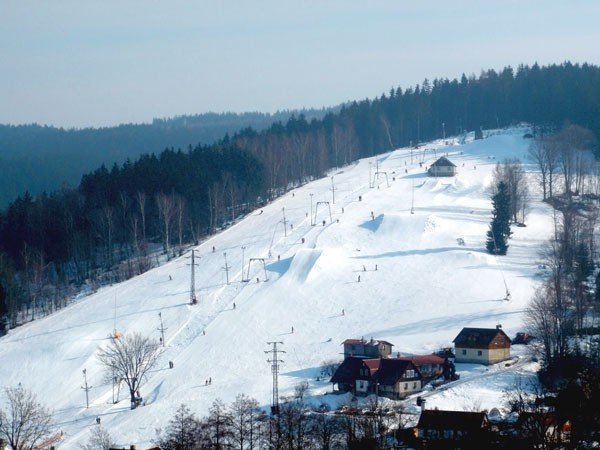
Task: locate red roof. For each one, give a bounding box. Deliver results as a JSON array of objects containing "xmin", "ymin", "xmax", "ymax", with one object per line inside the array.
[
  {"xmin": 342, "ymin": 339, "xmax": 365, "ymax": 345},
  {"xmin": 398, "ymin": 355, "xmax": 445, "ymax": 366},
  {"xmin": 363, "ymin": 358, "xmax": 381, "ymax": 376}
]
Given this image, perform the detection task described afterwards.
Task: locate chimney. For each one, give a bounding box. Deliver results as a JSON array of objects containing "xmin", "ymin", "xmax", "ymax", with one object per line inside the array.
[{"xmin": 496, "ymin": 324, "xmax": 502, "ymax": 330}]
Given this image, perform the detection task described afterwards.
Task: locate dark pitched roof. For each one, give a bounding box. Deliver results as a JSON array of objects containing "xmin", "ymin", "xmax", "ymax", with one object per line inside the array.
[
  {"xmin": 330, "ymin": 357, "xmax": 379, "ymax": 384},
  {"xmin": 373, "ymin": 359, "xmax": 419, "ymax": 385},
  {"xmin": 417, "ymin": 410, "xmax": 488, "ymax": 431},
  {"xmin": 430, "ymin": 156, "xmax": 456, "ymax": 167},
  {"xmin": 453, "ymin": 327, "xmax": 510, "ymax": 348}
]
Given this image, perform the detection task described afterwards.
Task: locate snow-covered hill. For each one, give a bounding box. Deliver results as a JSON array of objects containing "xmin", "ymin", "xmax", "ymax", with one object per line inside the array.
[{"xmin": 0, "ymin": 128, "xmax": 552, "ymax": 447}]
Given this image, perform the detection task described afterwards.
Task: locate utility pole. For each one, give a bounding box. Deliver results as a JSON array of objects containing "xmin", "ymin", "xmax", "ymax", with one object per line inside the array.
[
  {"xmin": 369, "ymin": 162, "xmax": 372, "ymax": 188},
  {"xmin": 309, "ymin": 194, "xmax": 314, "ymax": 226},
  {"xmin": 187, "ymin": 249, "xmax": 199, "ymax": 304},
  {"xmin": 265, "ymin": 341, "xmax": 285, "ymax": 415},
  {"xmin": 411, "ymin": 178, "xmax": 415, "ymax": 215},
  {"xmin": 82, "ymin": 368, "xmax": 92, "ymax": 408},
  {"xmin": 223, "ymin": 252, "xmax": 230, "ymax": 285},
  {"xmin": 282, "ymin": 207, "xmax": 287, "ymax": 237},
  {"xmin": 241, "ymin": 246, "xmax": 247, "ymax": 282},
  {"xmin": 158, "ymin": 312, "xmax": 166, "ymax": 346},
  {"xmin": 442, "ymin": 122, "xmax": 446, "ymax": 140},
  {"xmin": 330, "ymin": 176, "xmax": 336, "ymax": 204}
]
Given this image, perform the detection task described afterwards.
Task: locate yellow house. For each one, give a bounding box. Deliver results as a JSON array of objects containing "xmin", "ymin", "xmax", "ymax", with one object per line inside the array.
[{"xmin": 453, "ymin": 326, "xmax": 511, "ymax": 365}]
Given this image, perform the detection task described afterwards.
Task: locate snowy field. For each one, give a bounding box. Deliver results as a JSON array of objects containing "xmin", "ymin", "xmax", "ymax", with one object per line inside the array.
[{"xmin": 0, "ymin": 128, "xmax": 552, "ymax": 447}]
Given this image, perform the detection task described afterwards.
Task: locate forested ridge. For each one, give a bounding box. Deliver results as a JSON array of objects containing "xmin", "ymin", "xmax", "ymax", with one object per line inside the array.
[
  {"xmin": 2, "ymin": 61, "xmax": 600, "ymax": 330},
  {"xmin": 0, "ymin": 108, "xmax": 333, "ymax": 208}
]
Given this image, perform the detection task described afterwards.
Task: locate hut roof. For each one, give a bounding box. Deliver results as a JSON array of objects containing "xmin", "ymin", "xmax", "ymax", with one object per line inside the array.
[{"xmin": 430, "ymin": 156, "xmax": 456, "ymax": 167}]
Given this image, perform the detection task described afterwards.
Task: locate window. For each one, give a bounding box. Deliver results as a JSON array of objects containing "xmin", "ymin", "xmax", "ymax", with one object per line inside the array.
[
  {"xmin": 404, "ymin": 383, "xmax": 408, "ymax": 390},
  {"xmin": 462, "ymin": 349, "xmax": 467, "ymax": 355},
  {"xmin": 477, "ymin": 350, "xmax": 482, "ymax": 356},
  {"xmin": 413, "ymin": 382, "xmax": 418, "ymax": 389}
]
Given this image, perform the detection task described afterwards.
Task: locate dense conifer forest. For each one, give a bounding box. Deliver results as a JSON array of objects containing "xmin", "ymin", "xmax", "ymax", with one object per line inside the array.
[
  {"xmin": 0, "ymin": 108, "xmax": 333, "ymax": 208},
  {"xmin": 1, "ymin": 61, "xmax": 600, "ymax": 330}
]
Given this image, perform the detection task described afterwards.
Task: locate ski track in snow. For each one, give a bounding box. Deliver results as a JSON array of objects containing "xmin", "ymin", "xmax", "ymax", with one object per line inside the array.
[{"xmin": 0, "ymin": 128, "xmax": 552, "ymax": 448}]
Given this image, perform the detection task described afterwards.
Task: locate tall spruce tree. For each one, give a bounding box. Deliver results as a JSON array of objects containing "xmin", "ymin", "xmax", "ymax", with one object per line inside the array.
[{"xmin": 486, "ymin": 181, "xmax": 511, "ymax": 255}]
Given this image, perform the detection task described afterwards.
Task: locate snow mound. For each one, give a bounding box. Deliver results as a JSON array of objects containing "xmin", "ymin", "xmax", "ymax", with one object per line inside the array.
[{"xmin": 281, "ymin": 248, "xmax": 323, "ymax": 284}]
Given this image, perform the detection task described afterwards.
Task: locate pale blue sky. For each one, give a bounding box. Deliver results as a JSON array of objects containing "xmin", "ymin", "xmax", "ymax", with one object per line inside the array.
[{"xmin": 2, "ymin": 1, "xmax": 599, "ymax": 128}]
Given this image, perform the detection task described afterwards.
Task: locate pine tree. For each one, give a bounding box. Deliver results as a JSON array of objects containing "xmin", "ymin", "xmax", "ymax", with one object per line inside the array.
[{"xmin": 486, "ymin": 181, "xmax": 511, "ymax": 255}]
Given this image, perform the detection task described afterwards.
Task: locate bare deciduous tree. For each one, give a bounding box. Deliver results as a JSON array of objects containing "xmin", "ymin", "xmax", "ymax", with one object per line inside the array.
[
  {"xmin": 96, "ymin": 332, "xmax": 162, "ymax": 408},
  {"xmin": 229, "ymin": 394, "xmax": 260, "ymax": 450},
  {"xmin": 174, "ymin": 195, "xmax": 187, "ymax": 254},
  {"xmin": 0, "ymin": 386, "xmax": 53, "ymax": 450},
  {"xmin": 135, "ymin": 191, "xmax": 147, "ymax": 243},
  {"xmin": 554, "ymin": 125, "xmax": 597, "ymax": 198},
  {"xmin": 156, "ymin": 193, "xmax": 176, "ymax": 255},
  {"xmin": 492, "ymin": 159, "xmax": 529, "ymax": 224},
  {"xmin": 156, "ymin": 404, "xmax": 204, "ymax": 450},
  {"xmin": 80, "ymin": 426, "xmax": 114, "ymax": 450}
]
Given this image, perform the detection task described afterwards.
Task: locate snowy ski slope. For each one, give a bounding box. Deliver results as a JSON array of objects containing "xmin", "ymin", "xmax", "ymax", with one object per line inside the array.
[{"xmin": 0, "ymin": 128, "xmax": 552, "ymax": 447}]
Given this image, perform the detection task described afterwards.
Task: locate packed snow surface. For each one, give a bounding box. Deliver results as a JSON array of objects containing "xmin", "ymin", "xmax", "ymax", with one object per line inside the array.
[{"xmin": 0, "ymin": 128, "xmax": 551, "ymax": 447}]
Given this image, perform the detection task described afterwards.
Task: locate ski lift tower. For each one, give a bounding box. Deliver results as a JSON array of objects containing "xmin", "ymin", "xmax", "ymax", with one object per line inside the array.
[
  {"xmin": 313, "ymin": 201, "xmax": 333, "ymax": 225},
  {"xmin": 265, "ymin": 341, "xmax": 285, "ymax": 416},
  {"xmin": 186, "ymin": 249, "xmax": 199, "ymax": 304},
  {"xmin": 246, "ymin": 258, "xmax": 268, "ymax": 282}
]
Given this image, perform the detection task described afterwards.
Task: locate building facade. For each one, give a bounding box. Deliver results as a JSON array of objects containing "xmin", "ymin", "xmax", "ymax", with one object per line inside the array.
[
  {"xmin": 453, "ymin": 326, "xmax": 511, "ymax": 365},
  {"xmin": 428, "ymin": 156, "xmax": 457, "ymax": 177}
]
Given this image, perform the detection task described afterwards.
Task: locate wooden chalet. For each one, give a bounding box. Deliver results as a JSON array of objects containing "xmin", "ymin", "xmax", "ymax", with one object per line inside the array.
[
  {"xmin": 417, "ymin": 409, "xmax": 490, "ymax": 445},
  {"xmin": 453, "ymin": 325, "xmax": 511, "ymax": 365},
  {"xmin": 330, "ymin": 356, "xmax": 423, "ymax": 399}
]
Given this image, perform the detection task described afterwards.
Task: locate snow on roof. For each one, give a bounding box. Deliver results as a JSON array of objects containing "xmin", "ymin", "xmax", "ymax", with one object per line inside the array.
[{"xmin": 342, "ymin": 338, "xmax": 394, "ymax": 347}]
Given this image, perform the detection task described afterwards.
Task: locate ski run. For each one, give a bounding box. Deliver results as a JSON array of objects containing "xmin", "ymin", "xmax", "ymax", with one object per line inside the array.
[{"xmin": 0, "ymin": 127, "xmax": 551, "ymax": 448}]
